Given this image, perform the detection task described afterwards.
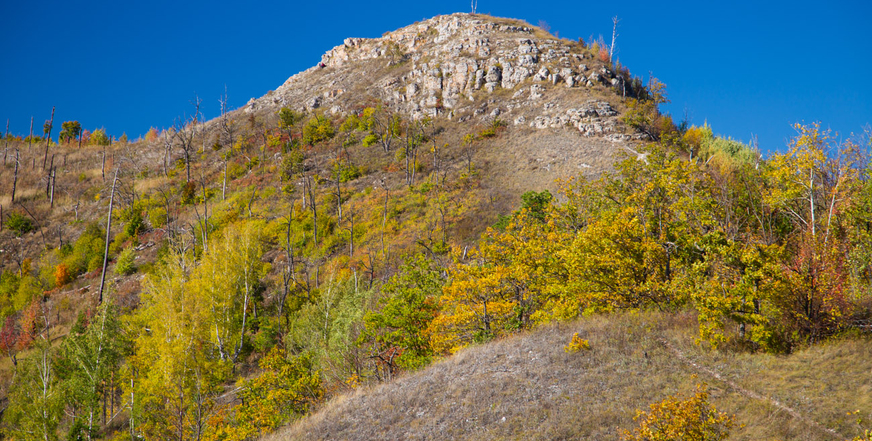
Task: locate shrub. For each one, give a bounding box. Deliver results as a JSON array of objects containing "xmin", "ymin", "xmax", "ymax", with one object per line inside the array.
[
  {"xmin": 125, "ymin": 210, "xmax": 145, "ymax": 237},
  {"xmin": 148, "ymin": 207, "xmax": 167, "ymax": 229},
  {"xmin": 362, "ymin": 133, "xmax": 378, "ymax": 147},
  {"xmin": 62, "ymin": 223, "xmax": 105, "ymax": 276},
  {"xmin": 87, "ymin": 255, "xmax": 104, "ymax": 273},
  {"xmin": 115, "ymin": 246, "xmax": 136, "ymax": 275},
  {"xmin": 302, "ymin": 115, "xmax": 335, "ymax": 145},
  {"xmin": 622, "ymin": 384, "xmax": 735, "ymax": 441},
  {"xmin": 180, "ymin": 181, "xmax": 197, "ymax": 205},
  {"xmin": 5, "ymin": 213, "xmax": 34, "ymax": 237},
  {"xmin": 54, "ymin": 264, "xmax": 71, "ymax": 287},
  {"xmin": 564, "ymin": 333, "xmax": 591, "ymax": 353}
]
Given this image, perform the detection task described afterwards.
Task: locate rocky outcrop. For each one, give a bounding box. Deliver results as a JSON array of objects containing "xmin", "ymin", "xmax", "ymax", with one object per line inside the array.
[{"xmin": 251, "ymin": 13, "xmax": 629, "ymax": 141}]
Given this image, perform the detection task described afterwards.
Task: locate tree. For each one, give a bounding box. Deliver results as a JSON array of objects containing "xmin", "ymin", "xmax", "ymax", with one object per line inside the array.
[
  {"xmin": 2, "ymin": 340, "xmax": 64, "ymax": 440},
  {"xmin": 127, "ymin": 250, "xmax": 227, "ymax": 441},
  {"xmin": 429, "ymin": 248, "xmax": 517, "ymax": 354},
  {"xmin": 59, "ymin": 121, "xmax": 82, "ymax": 145},
  {"xmin": 190, "ymin": 221, "xmax": 267, "ymax": 366},
  {"xmin": 278, "ymin": 107, "xmax": 304, "ymax": 142},
  {"xmin": 360, "ymin": 254, "xmax": 443, "ymax": 373},
  {"xmin": 213, "ymin": 348, "xmax": 321, "ymax": 440},
  {"xmin": 42, "ymin": 106, "xmax": 54, "ymax": 170},
  {"xmin": 301, "ymin": 114, "xmax": 335, "ymax": 146},
  {"xmin": 174, "ymin": 98, "xmax": 202, "ymax": 182},
  {"xmin": 764, "ymin": 123, "xmax": 854, "ymax": 343},
  {"xmin": 56, "ymin": 301, "xmax": 127, "ymax": 439},
  {"xmin": 90, "ymin": 128, "xmax": 110, "ymax": 146}
]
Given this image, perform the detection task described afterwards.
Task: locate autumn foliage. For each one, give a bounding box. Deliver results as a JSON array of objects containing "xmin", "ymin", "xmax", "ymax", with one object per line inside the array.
[{"xmin": 622, "ymin": 384, "xmax": 735, "ymax": 441}]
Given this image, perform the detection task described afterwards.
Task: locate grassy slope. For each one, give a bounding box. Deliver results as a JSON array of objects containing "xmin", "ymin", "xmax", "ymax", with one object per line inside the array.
[{"xmin": 269, "ymin": 312, "xmax": 871, "ymax": 440}]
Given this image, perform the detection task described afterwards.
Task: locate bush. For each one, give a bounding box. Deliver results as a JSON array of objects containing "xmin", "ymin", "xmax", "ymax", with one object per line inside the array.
[
  {"xmin": 148, "ymin": 207, "xmax": 167, "ymax": 229},
  {"xmin": 125, "ymin": 210, "xmax": 145, "ymax": 237},
  {"xmin": 87, "ymin": 255, "xmax": 104, "ymax": 273},
  {"xmin": 362, "ymin": 133, "xmax": 378, "ymax": 147},
  {"xmin": 622, "ymin": 384, "xmax": 735, "ymax": 441},
  {"xmin": 302, "ymin": 115, "xmax": 335, "ymax": 145},
  {"xmin": 115, "ymin": 246, "xmax": 136, "ymax": 276},
  {"xmin": 180, "ymin": 181, "xmax": 198, "ymax": 205},
  {"xmin": 5, "ymin": 213, "xmax": 34, "ymax": 237},
  {"xmin": 564, "ymin": 333, "xmax": 591, "ymax": 353},
  {"xmin": 61, "ymin": 223, "xmax": 105, "ymax": 276},
  {"xmin": 55, "ymin": 264, "xmax": 71, "ymax": 287}
]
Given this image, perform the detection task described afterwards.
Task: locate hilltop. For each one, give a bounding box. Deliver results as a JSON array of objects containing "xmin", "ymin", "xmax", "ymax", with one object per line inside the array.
[{"xmin": 238, "ymin": 13, "xmax": 643, "ymax": 194}]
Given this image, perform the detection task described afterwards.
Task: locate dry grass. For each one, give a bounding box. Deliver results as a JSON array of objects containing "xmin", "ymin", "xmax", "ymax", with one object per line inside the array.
[{"xmin": 267, "ymin": 311, "xmax": 871, "ymax": 441}]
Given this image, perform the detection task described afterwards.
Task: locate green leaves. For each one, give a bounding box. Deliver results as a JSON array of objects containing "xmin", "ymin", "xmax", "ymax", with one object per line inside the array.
[{"xmin": 361, "ymin": 254, "xmax": 443, "ymax": 370}]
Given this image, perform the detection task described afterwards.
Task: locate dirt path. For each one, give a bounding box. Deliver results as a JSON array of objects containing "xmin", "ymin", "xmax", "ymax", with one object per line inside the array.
[{"xmin": 657, "ymin": 337, "xmax": 843, "ymax": 440}]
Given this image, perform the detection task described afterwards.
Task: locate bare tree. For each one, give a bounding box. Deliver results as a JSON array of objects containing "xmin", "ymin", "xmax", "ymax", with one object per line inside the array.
[
  {"xmin": 3, "ymin": 119, "xmax": 8, "ymax": 165},
  {"xmin": 302, "ymin": 175, "xmax": 318, "ymax": 245},
  {"xmin": 403, "ymin": 118, "xmax": 430, "ymax": 186},
  {"xmin": 173, "ymin": 97, "xmax": 202, "ymax": 183},
  {"xmin": 371, "ymin": 106, "xmax": 401, "ymax": 153},
  {"xmin": 42, "ymin": 106, "xmax": 54, "ymax": 171},
  {"xmin": 219, "ymin": 89, "xmax": 236, "ymax": 200},
  {"xmin": 11, "ymin": 144, "xmax": 19, "ymax": 203},
  {"xmin": 610, "ymin": 16, "xmax": 620, "ymax": 64},
  {"xmin": 28, "ymin": 117, "xmax": 33, "ymax": 170},
  {"xmin": 161, "ymin": 127, "xmax": 174, "ymax": 177},
  {"xmin": 98, "ymin": 170, "xmax": 119, "ymax": 304}
]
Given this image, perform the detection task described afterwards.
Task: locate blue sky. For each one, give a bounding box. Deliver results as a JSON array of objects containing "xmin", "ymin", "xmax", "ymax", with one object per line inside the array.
[{"xmin": 1, "ymin": 0, "xmax": 869, "ymax": 153}]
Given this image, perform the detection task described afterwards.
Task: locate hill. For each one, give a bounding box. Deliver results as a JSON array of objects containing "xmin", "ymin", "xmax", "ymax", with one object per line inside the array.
[
  {"xmin": 270, "ymin": 312, "xmax": 870, "ymax": 440},
  {"xmin": 236, "ymin": 13, "xmax": 643, "ymax": 195},
  {"xmin": 1, "ymin": 12, "xmax": 870, "ymax": 441}
]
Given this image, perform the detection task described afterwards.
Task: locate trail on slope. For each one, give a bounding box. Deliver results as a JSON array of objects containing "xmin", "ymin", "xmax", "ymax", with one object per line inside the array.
[{"xmin": 656, "ymin": 337, "xmax": 842, "ymax": 440}]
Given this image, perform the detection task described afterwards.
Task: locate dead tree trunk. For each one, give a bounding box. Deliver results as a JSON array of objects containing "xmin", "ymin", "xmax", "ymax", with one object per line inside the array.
[
  {"xmin": 98, "ymin": 170, "xmax": 119, "ymax": 304},
  {"xmin": 28, "ymin": 117, "xmax": 33, "ymax": 170},
  {"xmin": 45, "ymin": 154, "xmax": 54, "ymax": 198},
  {"xmin": 3, "ymin": 119, "xmax": 8, "ymax": 165},
  {"xmin": 49, "ymin": 166, "xmax": 56, "ymax": 208},
  {"xmin": 42, "ymin": 106, "xmax": 54, "ymax": 170},
  {"xmin": 11, "ymin": 147, "xmax": 19, "ymax": 203}
]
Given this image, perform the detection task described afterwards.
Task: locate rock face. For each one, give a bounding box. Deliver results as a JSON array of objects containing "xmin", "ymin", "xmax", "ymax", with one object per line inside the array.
[{"xmin": 246, "ymin": 13, "xmax": 633, "ymax": 143}]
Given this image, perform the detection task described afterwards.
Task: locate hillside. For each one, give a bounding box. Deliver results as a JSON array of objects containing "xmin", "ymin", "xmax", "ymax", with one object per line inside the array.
[
  {"xmin": 269, "ymin": 312, "xmax": 871, "ymax": 440},
  {"xmin": 1, "ymin": 11, "xmax": 871, "ymax": 441}
]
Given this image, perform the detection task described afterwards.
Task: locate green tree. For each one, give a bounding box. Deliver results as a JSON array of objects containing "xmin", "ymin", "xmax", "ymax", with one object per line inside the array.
[
  {"xmin": 360, "ymin": 254, "xmax": 443, "ymax": 372},
  {"xmin": 90, "ymin": 128, "xmax": 110, "ymax": 146},
  {"xmin": 59, "ymin": 121, "xmax": 82, "ymax": 144},
  {"xmin": 56, "ymin": 301, "xmax": 127, "ymax": 438},
  {"xmin": 2, "ymin": 340, "xmax": 64, "ymax": 440}
]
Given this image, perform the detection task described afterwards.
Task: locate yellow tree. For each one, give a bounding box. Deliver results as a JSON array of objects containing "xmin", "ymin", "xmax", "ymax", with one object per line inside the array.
[
  {"xmin": 765, "ymin": 123, "xmax": 855, "ymax": 342},
  {"xmin": 190, "ymin": 221, "xmax": 266, "ymax": 366},
  {"xmin": 429, "ymin": 248, "xmax": 515, "ymax": 354},
  {"xmin": 430, "ymin": 206, "xmax": 567, "ymax": 353},
  {"xmin": 127, "ymin": 251, "xmax": 227, "ymax": 441}
]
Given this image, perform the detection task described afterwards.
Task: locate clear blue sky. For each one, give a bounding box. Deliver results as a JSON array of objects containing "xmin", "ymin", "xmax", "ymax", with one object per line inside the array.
[{"xmin": 1, "ymin": 0, "xmax": 870, "ymax": 153}]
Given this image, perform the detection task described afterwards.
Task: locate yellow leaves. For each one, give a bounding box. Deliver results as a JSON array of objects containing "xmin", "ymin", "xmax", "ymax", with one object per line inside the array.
[
  {"xmin": 563, "ymin": 333, "xmax": 591, "ymax": 353},
  {"xmin": 622, "ymin": 383, "xmax": 735, "ymax": 441}
]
